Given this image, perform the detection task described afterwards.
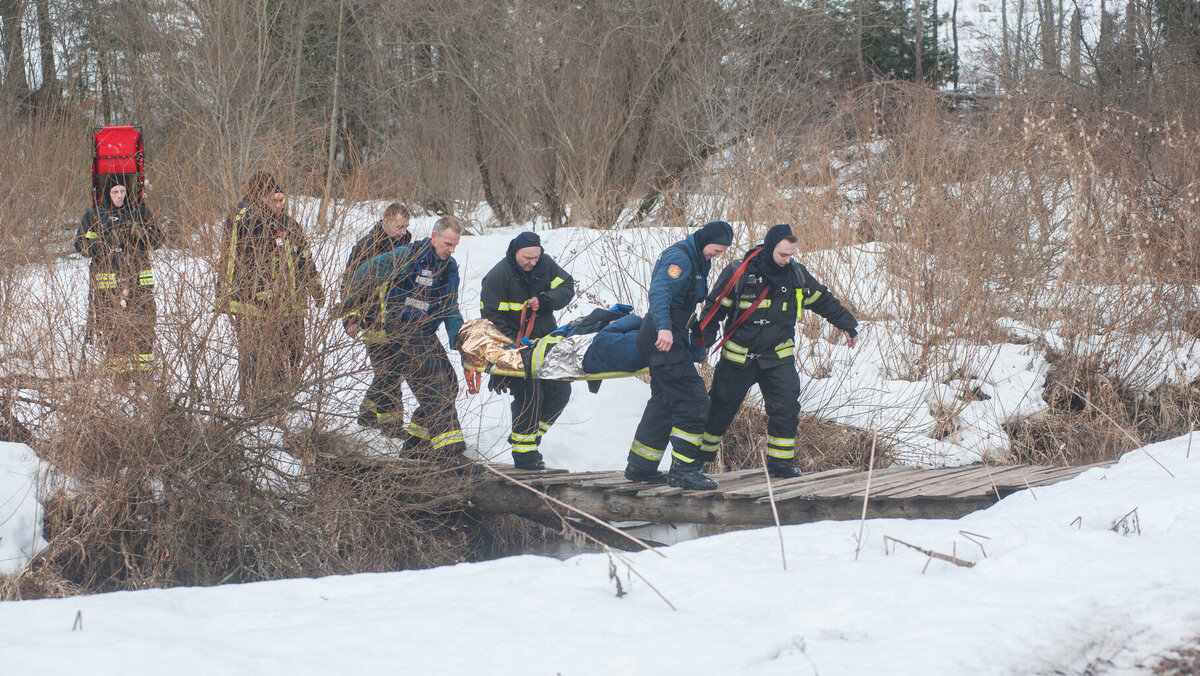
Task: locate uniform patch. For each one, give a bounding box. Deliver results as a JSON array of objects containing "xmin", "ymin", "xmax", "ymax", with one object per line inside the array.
[{"xmin": 667, "ymin": 264, "xmax": 682, "ymax": 279}]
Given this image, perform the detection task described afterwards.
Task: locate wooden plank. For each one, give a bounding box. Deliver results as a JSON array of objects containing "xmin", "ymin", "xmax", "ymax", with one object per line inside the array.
[
  {"xmin": 684, "ymin": 470, "xmax": 777, "ymax": 499},
  {"xmin": 755, "ymin": 467, "xmax": 917, "ymax": 503},
  {"xmin": 939, "ymin": 466, "xmax": 1058, "ymax": 498},
  {"xmin": 823, "ymin": 466, "xmax": 987, "ymax": 499},
  {"xmin": 724, "ymin": 468, "xmax": 859, "ymax": 499},
  {"xmin": 873, "ymin": 465, "xmax": 1021, "ymax": 499}
]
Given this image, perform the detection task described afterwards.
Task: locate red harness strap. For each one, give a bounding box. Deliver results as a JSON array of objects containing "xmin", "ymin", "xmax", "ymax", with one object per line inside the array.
[
  {"xmin": 695, "ymin": 248, "xmax": 762, "ymax": 349},
  {"xmin": 518, "ymin": 304, "xmax": 538, "ymax": 341},
  {"xmin": 707, "ymin": 286, "xmax": 770, "ymax": 357}
]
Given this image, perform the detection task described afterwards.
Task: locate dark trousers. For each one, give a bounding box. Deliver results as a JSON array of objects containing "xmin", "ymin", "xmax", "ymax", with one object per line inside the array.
[
  {"xmin": 233, "ymin": 313, "xmax": 305, "ymax": 409},
  {"xmin": 507, "ymin": 378, "xmax": 571, "ymax": 457},
  {"xmin": 388, "ymin": 335, "xmax": 465, "ymax": 457},
  {"xmin": 93, "ymin": 288, "xmax": 156, "ymax": 378},
  {"xmin": 360, "ymin": 341, "xmax": 405, "ymax": 432},
  {"xmin": 703, "ymin": 359, "xmax": 801, "ymax": 461},
  {"xmin": 628, "ymin": 360, "xmax": 709, "ymax": 468}
]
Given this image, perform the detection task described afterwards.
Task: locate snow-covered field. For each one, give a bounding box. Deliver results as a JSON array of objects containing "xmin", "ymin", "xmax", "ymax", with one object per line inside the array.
[{"xmin": 1, "ymin": 432, "xmax": 1197, "ymax": 674}]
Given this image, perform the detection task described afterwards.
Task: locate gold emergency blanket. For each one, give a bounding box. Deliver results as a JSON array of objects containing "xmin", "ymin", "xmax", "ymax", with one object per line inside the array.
[{"xmin": 456, "ymin": 318, "xmax": 525, "ymax": 372}]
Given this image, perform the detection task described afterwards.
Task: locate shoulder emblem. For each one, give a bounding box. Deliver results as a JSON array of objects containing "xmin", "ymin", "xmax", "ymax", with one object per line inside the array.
[{"xmin": 667, "ymin": 264, "xmax": 682, "ymax": 279}]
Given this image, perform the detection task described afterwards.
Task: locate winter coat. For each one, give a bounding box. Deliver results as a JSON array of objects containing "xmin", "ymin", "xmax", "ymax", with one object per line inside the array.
[
  {"xmin": 480, "ymin": 249, "xmax": 574, "ymax": 341},
  {"xmin": 583, "ymin": 314, "xmax": 647, "ymax": 374},
  {"xmin": 338, "ymin": 221, "xmax": 413, "ymax": 343},
  {"xmin": 348, "ymin": 237, "xmax": 464, "ymax": 347},
  {"xmin": 216, "ymin": 198, "xmax": 323, "ymax": 318},
  {"xmin": 637, "ymin": 234, "xmax": 710, "ymax": 365},
  {"xmin": 700, "ymin": 247, "xmax": 857, "ymax": 368},
  {"xmin": 76, "ymin": 200, "xmax": 162, "ymax": 302}
]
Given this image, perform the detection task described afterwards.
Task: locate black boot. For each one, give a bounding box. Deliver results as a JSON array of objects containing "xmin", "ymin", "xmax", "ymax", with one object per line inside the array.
[
  {"xmin": 624, "ymin": 454, "xmax": 667, "ymax": 484},
  {"xmin": 767, "ymin": 458, "xmax": 803, "ymax": 478},
  {"xmin": 667, "ymin": 458, "xmax": 718, "ymax": 491},
  {"xmin": 513, "ymin": 451, "xmax": 546, "ymax": 471}
]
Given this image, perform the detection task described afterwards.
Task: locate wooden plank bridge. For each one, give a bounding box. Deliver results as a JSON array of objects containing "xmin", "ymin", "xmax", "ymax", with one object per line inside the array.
[{"xmin": 464, "ymin": 461, "xmax": 1112, "ymax": 527}]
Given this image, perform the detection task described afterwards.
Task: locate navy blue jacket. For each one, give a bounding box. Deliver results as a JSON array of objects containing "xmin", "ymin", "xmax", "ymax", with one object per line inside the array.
[
  {"xmin": 349, "ymin": 238, "xmax": 464, "ymax": 346},
  {"xmin": 637, "ymin": 234, "xmax": 710, "ymax": 365},
  {"xmin": 583, "ymin": 314, "xmax": 647, "ymax": 374}
]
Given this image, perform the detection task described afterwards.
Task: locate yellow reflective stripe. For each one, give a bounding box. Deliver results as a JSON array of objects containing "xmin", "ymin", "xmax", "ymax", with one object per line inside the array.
[
  {"xmin": 724, "ymin": 340, "xmax": 748, "ymax": 354},
  {"xmin": 407, "ymin": 422, "xmax": 430, "ymax": 440},
  {"xmin": 630, "ymin": 439, "xmax": 664, "ymax": 462},
  {"xmin": 376, "ymin": 411, "xmax": 402, "ymax": 424},
  {"xmin": 549, "ymin": 276, "xmax": 564, "ymax": 289},
  {"xmin": 803, "ymin": 290, "xmax": 821, "ymax": 306},
  {"xmin": 700, "ymin": 432, "xmax": 722, "ymax": 453},
  {"xmin": 511, "ymin": 444, "xmax": 540, "ymax": 453},
  {"xmin": 767, "ymin": 435, "xmax": 795, "ymax": 447},
  {"xmin": 84, "ymin": 231, "xmax": 99, "ymax": 239},
  {"xmin": 738, "ymin": 299, "xmax": 771, "ymax": 309},
  {"xmin": 94, "ymin": 272, "xmax": 117, "ymax": 289},
  {"xmin": 722, "ymin": 349, "xmax": 747, "ymax": 364},
  {"xmin": 509, "ymin": 432, "xmax": 539, "ymax": 442},
  {"xmin": 766, "ymin": 447, "xmax": 795, "ymax": 459},
  {"xmin": 361, "ymin": 397, "xmax": 379, "ymax": 413},
  {"xmin": 222, "ymin": 208, "xmax": 245, "ymax": 305},
  {"xmin": 720, "ymin": 297, "xmax": 733, "ymax": 307},
  {"xmin": 430, "ymin": 430, "xmax": 465, "ymax": 449},
  {"xmin": 775, "ymin": 340, "xmax": 795, "ymax": 358},
  {"xmin": 670, "ymin": 427, "xmax": 703, "ymax": 445},
  {"xmin": 226, "ymin": 300, "xmax": 264, "ymax": 317},
  {"xmin": 530, "ymin": 335, "xmax": 563, "ymax": 373},
  {"xmin": 537, "ymin": 421, "xmax": 552, "ymax": 435},
  {"xmin": 361, "ymin": 329, "xmax": 388, "ymax": 343},
  {"xmin": 138, "ymin": 269, "xmax": 155, "ymax": 286},
  {"xmin": 342, "ymin": 310, "xmax": 363, "ymax": 321},
  {"xmin": 497, "ymin": 301, "xmax": 525, "ymax": 311},
  {"xmin": 671, "ymin": 449, "xmax": 698, "ymax": 463}
]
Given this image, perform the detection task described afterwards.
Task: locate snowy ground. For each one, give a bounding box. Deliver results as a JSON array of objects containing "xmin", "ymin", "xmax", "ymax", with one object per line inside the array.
[{"xmin": 1, "ymin": 433, "xmax": 1197, "ymax": 674}]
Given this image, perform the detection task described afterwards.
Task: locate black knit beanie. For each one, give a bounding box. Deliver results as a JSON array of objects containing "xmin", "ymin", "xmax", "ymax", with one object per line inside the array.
[
  {"xmin": 752, "ymin": 223, "xmax": 796, "ymax": 288},
  {"xmin": 506, "ymin": 231, "xmax": 542, "ymax": 259},
  {"xmin": 693, "ymin": 220, "xmax": 733, "ymax": 250}
]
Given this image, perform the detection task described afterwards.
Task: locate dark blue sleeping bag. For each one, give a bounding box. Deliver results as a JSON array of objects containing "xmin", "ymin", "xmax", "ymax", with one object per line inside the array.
[{"xmin": 582, "ymin": 314, "xmax": 648, "ymax": 374}]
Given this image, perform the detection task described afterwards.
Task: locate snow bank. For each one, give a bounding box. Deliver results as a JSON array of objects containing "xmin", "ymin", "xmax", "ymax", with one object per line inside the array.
[{"xmin": 0, "ymin": 442, "xmax": 47, "ymax": 575}]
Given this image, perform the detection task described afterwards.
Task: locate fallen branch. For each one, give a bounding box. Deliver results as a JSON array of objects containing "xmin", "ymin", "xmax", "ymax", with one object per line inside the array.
[{"xmin": 884, "ymin": 535, "xmax": 975, "ymax": 568}]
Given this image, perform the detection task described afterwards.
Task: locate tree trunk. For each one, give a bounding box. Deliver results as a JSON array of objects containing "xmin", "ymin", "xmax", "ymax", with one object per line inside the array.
[
  {"xmin": 0, "ymin": 0, "xmax": 30, "ymax": 106},
  {"xmin": 856, "ymin": 0, "xmax": 866, "ymax": 80},
  {"xmin": 1001, "ymin": 0, "xmax": 1011, "ymax": 83},
  {"xmin": 33, "ymin": 0, "xmax": 55, "ymax": 100},
  {"xmin": 952, "ymin": 0, "xmax": 960, "ymax": 89},
  {"xmin": 1069, "ymin": 8, "xmax": 1081, "ymax": 81},
  {"xmin": 317, "ymin": 0, "xmax": 346, "ymax": 229},
  {"xmin": 914, "ymin": 0, "xmax": 924, "ymax": 82}
]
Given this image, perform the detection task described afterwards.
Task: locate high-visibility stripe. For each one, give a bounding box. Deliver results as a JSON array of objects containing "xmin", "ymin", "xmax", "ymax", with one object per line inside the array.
[
  {"xmin": 431, "ymin": 429, "xmax": 465, "ymax": 450},
  {"xmin": 94, "ymin": 272, "xmax": 117, "ymax": 289},
  {"xmin": 549, "ymin": 276, "xmax": 565, "ymax": 289},
  {"xmin": 224, "ymin": 299, "xmax": 264, "ymax": 317},
  {"xmin": 138, "ymin": 269, "xmax": 155, "ymax": 286},
  {"xmin": 84, "ymin": 231, "xmax": 99, "ymax": 240},
  {"xmin": 361, "ymin": 329, "xmax": 388, "ymax": 343},
  {"xmin": 700, "ymin": 432, "xmax": 722, "ymax": 453},
  {"xmin": 376, "ymin": 411, "xmax": 402, "ymax": 424},
  {"xmin": 361, "ymin": 397, "xmax": 379, "ymax": 414},
  {"xmin": 630, "ymin": 439, "xmax": 664, "ymax": 462},
  {"xmin": 738, "ymin": 298, "xmax": 771, "ymax": 309},
  {"xmin": 803, "ymin": 290, "xmax": 821, "ymax": 306},
  {"xmin": 724, "ymin": 340, "xmax": 748, "ymax": 353},
  {"xmin": 511, "ymin": 443, "xmax": 540, "ymax": 453},
  {"xmin": 670, "ymin": 427, "xmax": 703, "ymax": 446},
  {"xmin": 720, "ymin": 297, "xmax": 734, "ymax": 307},
  {"xmin": 537, "ymin": 421, "xmax": 552, "ymax": 436},
  {"xmin": 342, "ymin": 310, "xmax": 363, "ymax": 322},
  {"xmin": 767, "ymin": 435, "xmax": 795, "ymax": 447},
  {"xmin": 671, "ymin": 449, "xmax": 698, "ymax": 463},
  {"xmin": 775, "ymin": 340, "xmax": 795, "ymax": 358},
  {"xmin": 766, "ymin": 446, "xmax": 795, "ymax": 459},
  {"xmin": 496, "ymin": 301, "xmax": 525, "ymax": 311},
  {"xmin": 509, "ymin": 432, "xmax": 539, "ymax": 443},
  {"xmin": 221, "ymin": 208, "xmax": 246, "ymax": 306},
  {"xmin": 408, "ymin": 422, "xmax": 430, "ymax": 440},
  {"xmin": 722, "ymin": 348, "xmax": 747, "ymax": 364}
]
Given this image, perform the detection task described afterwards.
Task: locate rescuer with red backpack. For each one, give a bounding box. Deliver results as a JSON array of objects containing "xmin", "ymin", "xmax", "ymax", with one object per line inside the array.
[{"xmin": 698, "ymin": 224, "xmax": 858, "ymax": 477}]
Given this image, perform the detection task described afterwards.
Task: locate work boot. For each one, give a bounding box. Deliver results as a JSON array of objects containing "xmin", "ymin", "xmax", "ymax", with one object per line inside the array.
[
  {"xmin": 624, "ymin": 456, "xmax": 668, "ymax": 484},
  {"xmin": 667, "ymin": 459, "xmax": 718, "ymax": 491},
  {"xmin": 512, "ymin": 450, "xmax": 546, "ymax": 471},
  {"xmin": 767, "ymin": 458, "xmax": 803, "ymax": 479}
]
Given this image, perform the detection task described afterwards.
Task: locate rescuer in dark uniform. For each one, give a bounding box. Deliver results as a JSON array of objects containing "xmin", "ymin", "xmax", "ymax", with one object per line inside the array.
[
  {"xmin": 215, "ymin": 173, "xmax": 325, "ymax": 409},
  {"xmin": 623, "ymin": 220, "xmax": 733, "ymax": 490},
  {"xmin": 344, "ymin": 216, "xmax": 467, "ymax": 462},
  {"xmin": 76, "ymin": 175, "xmax": 163, "ymax": 381},
  {"xmin": 699, "ymin": 223, "xmax": 858, "ymax": 477},
  {"xmin": 480, "ymin": 231, "xmax": 576, "ymax": 470},
  {"xmin": 340, "ymin": 202, "xmax": 414, "ymax": 434}
]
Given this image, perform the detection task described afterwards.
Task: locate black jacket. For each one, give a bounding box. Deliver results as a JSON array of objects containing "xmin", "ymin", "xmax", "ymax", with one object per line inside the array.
[
  {"xmin": 216, "ymin": 198, "xmax": 322, "ymax": 317},
  {"xmin": 76, "ymin": 200, "xmax": 162, "ymax": 297},
  {"xmin": 701, "ymin": 249, "xmax": 857, "ymax": 368},
  {"xmin": 338, "ymin": 221, "xmax": 412, "ymax": 335},
  {"xmin": 480, "ymin": 252, "xmax": 574, "ymax": 341}
]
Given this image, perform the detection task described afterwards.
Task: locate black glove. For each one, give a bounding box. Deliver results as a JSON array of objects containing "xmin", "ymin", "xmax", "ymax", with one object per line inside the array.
[{"xmin": 488, "ymin": 375, "xmax": 511, "ymax": 394}]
